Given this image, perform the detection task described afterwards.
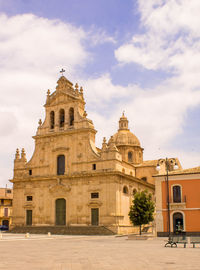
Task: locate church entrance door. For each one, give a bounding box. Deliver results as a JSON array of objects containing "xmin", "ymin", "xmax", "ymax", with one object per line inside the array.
[
  {"xmin": 91, "ymin": 208, "xmax": 99, "ymax": 226},
  {"xmin": 56, "ymin": 199, "xmax": 66, "ymax": 225}
]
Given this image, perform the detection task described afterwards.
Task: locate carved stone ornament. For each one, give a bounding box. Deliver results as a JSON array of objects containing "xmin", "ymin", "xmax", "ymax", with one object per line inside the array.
[
  {"xmin": 49, "ymin": 183, "xmax": 71, "ymax": 194},
  {"xmin": 56, "ymin": 76, "xmax": 73, "ymax": 93},
  {"xmin": 87, "ymin": 200, "xmax": 102, "ymax": 207},
  {"xmin": 52, "ymin": 147, "xmax": 70, "ymax": 152},
  {"xmin": 170, "ymin": 203, "xmax": 186, "ymax": 210}
]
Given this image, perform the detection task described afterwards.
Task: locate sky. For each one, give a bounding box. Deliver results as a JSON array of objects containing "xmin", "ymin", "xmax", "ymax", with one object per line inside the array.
[{"xmin": 1, "ymin": 0, "xmax": 200, "ymax": 187}]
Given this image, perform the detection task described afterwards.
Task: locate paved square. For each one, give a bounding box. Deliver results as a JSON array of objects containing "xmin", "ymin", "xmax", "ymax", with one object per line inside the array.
[{"xmin": 0, "ymin": 234, "xmax": 200, "ymax": 270}]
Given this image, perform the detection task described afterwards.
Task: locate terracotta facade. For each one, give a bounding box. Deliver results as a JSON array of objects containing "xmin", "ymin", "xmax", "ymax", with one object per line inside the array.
[{"xmin": 155, "ymin": 167, "xmax": 200, "ymax": 236}]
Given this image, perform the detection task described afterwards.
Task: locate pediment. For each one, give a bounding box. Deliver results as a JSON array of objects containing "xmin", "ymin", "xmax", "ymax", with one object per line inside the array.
[{"xmin": 49, "ymin": 91, "xmax": 76, "ymax": 106}]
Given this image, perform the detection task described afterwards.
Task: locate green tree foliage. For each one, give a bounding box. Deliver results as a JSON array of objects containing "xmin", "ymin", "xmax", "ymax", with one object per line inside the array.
[{"xmin": 129, "ymin": 190, "xmax": 155, "ymax": 235}]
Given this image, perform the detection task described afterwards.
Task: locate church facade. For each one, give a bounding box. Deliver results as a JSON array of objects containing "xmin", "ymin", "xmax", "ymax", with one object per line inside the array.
[{"xmin": 11, "ymin": 75, "xmax": 158, "ymax": 234}]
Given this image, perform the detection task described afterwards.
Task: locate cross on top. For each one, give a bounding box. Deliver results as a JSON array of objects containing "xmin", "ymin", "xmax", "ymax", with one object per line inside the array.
[{"xmin": 60, "ymin": 68, "xmax": 65, "ymax": 76}]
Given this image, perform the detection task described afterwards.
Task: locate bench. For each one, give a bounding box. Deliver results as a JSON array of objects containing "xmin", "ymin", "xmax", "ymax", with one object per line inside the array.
[
  {"xmin": 165, "ymin": 236, "xmax": 188, "ymax": 248},
  {"xmin": 190, "ymin": 237, "xmax": 200, "ymax": 248}
]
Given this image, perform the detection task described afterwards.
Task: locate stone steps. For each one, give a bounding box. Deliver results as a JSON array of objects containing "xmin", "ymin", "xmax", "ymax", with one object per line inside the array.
[{"xmin": 10, "ymin": 226, "xmax": 115, "ymax": 235}]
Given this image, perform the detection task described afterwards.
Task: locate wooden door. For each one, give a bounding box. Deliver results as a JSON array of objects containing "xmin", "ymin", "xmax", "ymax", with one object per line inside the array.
[
  {"xmin": 91, "ymin": 208, "xmax": 99, "ymax": 226},
  {"xmin": 56, "ymin": 199, "xmax": 66, "ymax": 225},
  {"xmin": 26, "ymin": 210, "xmax": 32, "ymax": 226}
]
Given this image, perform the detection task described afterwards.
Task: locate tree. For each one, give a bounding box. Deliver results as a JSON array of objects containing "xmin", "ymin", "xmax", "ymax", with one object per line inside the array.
[{"xmin": 129, "ymin": 190, "xmax": 155, "ymax": 235}]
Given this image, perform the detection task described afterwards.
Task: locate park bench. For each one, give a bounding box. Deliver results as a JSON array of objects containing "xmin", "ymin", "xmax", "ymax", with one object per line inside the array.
[
  {"xmin": 165, "ymin": 235, "xmax": 188, "ymax": 248},
  {"xmin": 190, "ymin": 237, "xmax": 200, "ymax": 248}
]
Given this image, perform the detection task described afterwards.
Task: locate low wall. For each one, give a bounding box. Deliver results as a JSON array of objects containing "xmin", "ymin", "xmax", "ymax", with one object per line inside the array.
[{"xmin": 157, "ymin": 231, "xmax": 200, "ymax": 237}]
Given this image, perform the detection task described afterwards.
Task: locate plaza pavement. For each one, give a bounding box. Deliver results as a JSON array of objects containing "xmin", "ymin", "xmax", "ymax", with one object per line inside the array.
[{"xmin": 0, "ymin": 233, "xmax": 200, "ymax": 270}]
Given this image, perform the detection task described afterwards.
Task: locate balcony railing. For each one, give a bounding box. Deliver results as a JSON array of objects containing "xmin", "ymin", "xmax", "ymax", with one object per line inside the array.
[{"xmin": 169, "ymin": 195, "xmax": 186, "ymax": 204}]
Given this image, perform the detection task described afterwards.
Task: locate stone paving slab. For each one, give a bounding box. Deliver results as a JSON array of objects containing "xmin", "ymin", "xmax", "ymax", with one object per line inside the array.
[{"xmin": 0, "ymin": 234, "xmax": 200, "ymax": 269}]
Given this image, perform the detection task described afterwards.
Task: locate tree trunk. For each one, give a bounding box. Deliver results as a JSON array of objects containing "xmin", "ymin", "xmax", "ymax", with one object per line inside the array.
[{"xmin": 139, "ymin": 225, "xmax": 142, "ymax": 235}]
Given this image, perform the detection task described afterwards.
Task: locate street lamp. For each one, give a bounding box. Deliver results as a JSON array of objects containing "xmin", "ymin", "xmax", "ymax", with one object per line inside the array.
[{"xmin": 156, "ymin": 158, "xmax": 178, "ymax": 246}]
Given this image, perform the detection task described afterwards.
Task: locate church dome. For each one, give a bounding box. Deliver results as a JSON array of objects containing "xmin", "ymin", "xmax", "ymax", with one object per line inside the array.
[{"xmin": 109, "ymin": 113, "xmax": 141, "ymax": 147}]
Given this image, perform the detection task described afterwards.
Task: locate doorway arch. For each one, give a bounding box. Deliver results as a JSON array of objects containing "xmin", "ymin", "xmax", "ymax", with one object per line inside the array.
[
  {"xmin": 173, "ymin": 212, "xmax": 184, "ymax": 232},
  {"xmin": 2, "ymin": 220, "xmax": 9, "ymax": 227},
  {"xmin": 55, "ymin": 198, "xmax": 66, "ymax": 225}
]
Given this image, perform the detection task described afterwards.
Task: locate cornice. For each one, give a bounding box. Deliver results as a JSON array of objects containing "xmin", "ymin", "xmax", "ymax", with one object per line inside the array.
[
  {"xmin": 10, "ymin": 170, "xmax": 155, "ymax": 189},
  {"xmin": 33, "ymin": 127, "xmax": 97, "ymax": 139}
]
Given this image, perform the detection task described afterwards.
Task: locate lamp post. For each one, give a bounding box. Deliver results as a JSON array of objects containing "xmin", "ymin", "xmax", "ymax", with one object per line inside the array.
[{"xmin": 156, "ymin": 158, "xmax": 178, "ymax": 246}]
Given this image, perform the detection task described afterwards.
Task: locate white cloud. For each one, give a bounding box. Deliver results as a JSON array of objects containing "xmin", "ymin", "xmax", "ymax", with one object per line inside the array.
[
  {"xmin": 0, "ymin": 14, "xmax": 87, "ymax": 72},
  {"xmin": 115, "ymin": 0, "xmax": 200, "ymax": 73},
  {"xmin": 113, "ymin": 0, "xmax": 200, "ymax": 167},
  {"xmin": 82, "ymin": 75, "xmax": 200, "ymax": 158},
  {"xmin": 0, "ymin": 13, "xmax": 90, "ymax": 187},
  {"xmin": 1, "ymin": 4, "xmax": 200, "ymax": 188}
]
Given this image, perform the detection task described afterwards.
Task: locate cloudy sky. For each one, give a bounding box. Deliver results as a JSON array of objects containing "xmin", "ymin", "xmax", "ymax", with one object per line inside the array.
[{"xmin": 1, "ymin": 0, "xmax": 200, "ymax": 187}]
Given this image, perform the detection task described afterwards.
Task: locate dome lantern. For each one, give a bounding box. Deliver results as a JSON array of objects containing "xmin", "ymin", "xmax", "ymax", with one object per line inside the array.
[{"xmin": 119, "ymin": 112, "xmax": 129, "ymax": 130}]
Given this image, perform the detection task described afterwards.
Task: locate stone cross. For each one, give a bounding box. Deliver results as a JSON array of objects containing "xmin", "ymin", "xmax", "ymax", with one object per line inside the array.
[{"xmin": 60, "ymin": 68, "xmax": 65, "ymax": 76}]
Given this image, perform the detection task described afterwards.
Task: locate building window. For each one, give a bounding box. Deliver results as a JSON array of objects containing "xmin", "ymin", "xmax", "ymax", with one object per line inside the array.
[
  {"xmin": 50, "ymin": 111, "xmax": 55, "ymax": 129},
  {"xmin": 4, "ymin": 208, "xmax": 8, "ymax": 217},
  {"xmin": 92, "ymin": 164, "xmax": 96, "ymax": 170},
  {"xmin": 69, "ymin": 108, "xmax": 74, "ymax": 126},
  {"xmin": 173, "ymin": 185, "xmax": 181, "ymax": 203},
  {"xmin": 141, "ymin": 177, "xmax": 147, "ymax": 181},
  {"xmin": 29, "ymin": 170, "xmax": 32, "ymax": 175},
  {"xmin": 128, "ymin": 151, "xmax": 133, "ymax": 162},
  {"xmin": 133, "ymin": 188, "xmax": 137, "ymax": 195},
  {"xmin": 123, "ymin": 186, "xmax": 128, "ymax": 194},
  {"xmin": 57, "ymin": 155, "xmax": 65, "ymax": 175},
  {"xmin": 27, "ymin": 196, "xmax": 33, "ymax": 201},
  {"xmin": 1, "ymin": 199, "xmax": 4, "ymax": 205},
  {"xmin": 91, "ymin": 192, "xmax": 99, "ymax": 198},
  {"xmin": 6, "ymin": 189, "xmax": 11, "ymax": 194},
  {"xmin": 59, "ymin": 109, "xmax": 65, "ymax": 128}
]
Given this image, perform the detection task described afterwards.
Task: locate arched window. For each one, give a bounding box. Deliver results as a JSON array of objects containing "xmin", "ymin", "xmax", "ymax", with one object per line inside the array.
[
  {"xmin": 173, "ymin": 185, "xmax": 181, "ymax": 203},
  {"xmin": 57, "ymin": 155, "xmax": 65, "ymax": 175},
  {"xmin": 123, "ymin": 186, "xmax": 128, "ymax": 194},
  {"xmin": 128, "ymin": 151, "xmax": 133, "ymax": 162},
  {"xmin": 59, "ymin": 109, "xmax": 65, "ymax": 128},
  {"xmin": 133, "ymin": 188, "xmax": 137, "ymax": 195},
  {"xmin": 173, "ymin": 212, "xmax": 184, "ymax": 232},
  {"xmin": 69, "ymin": 107, "xmax": 74, "ymax": 126},
  {"xmin": 50, "ymin": 111, "xmax": 55, "ymax": 129}
]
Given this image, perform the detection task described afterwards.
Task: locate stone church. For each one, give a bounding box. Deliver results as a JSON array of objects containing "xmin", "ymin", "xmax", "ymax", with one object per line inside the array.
[{"xmin": 11, "ymin": 75, "xmax": 159, "ymax": 234}]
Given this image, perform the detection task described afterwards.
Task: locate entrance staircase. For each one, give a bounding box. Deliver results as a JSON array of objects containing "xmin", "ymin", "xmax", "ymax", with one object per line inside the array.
[{"xmin": 10, "ymin": 226, "xmax": 115, "ymax": 235}]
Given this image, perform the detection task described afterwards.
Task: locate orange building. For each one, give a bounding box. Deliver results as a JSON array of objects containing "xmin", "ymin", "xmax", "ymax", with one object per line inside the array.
[{"xmin": 155, "ymin": 167, "xmax": 200, "ymax": 236}]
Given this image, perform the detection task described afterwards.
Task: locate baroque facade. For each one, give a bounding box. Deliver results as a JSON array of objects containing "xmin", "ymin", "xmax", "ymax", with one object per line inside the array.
[{"xmin": 11, "ymin": 75, "xmax": 160, "ymax": 234}]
